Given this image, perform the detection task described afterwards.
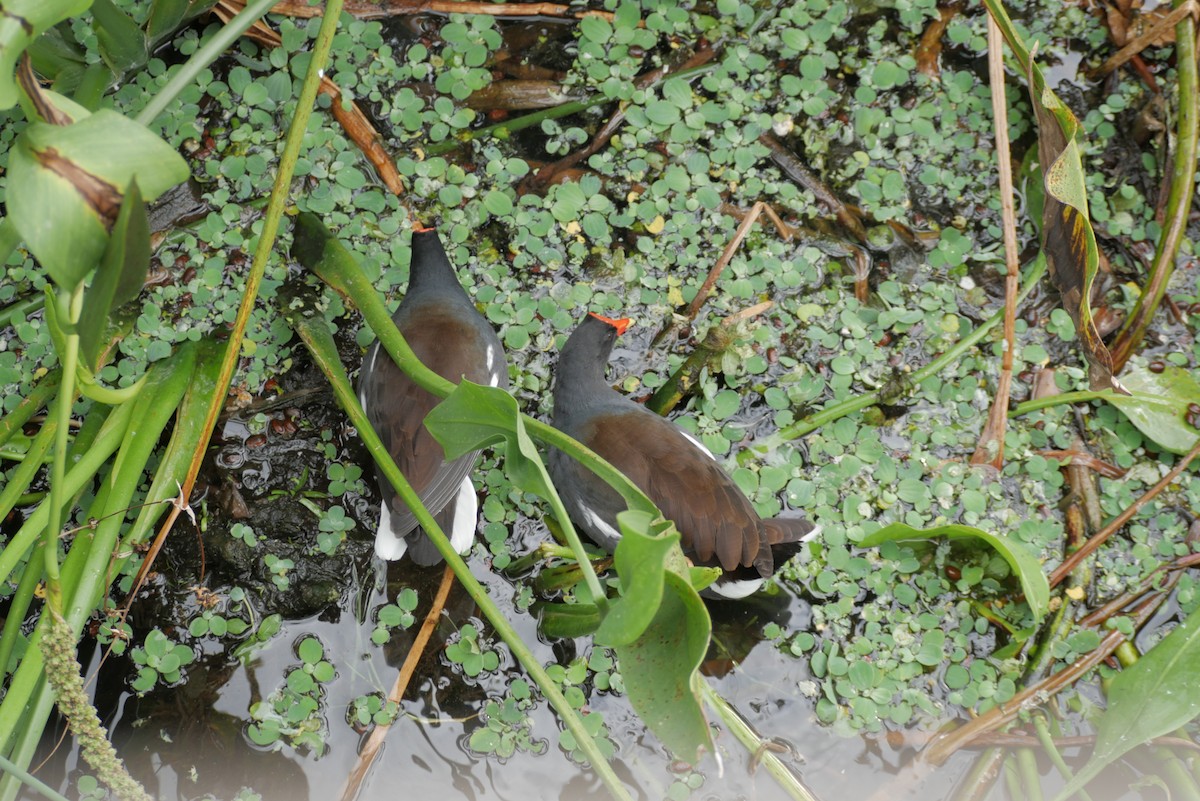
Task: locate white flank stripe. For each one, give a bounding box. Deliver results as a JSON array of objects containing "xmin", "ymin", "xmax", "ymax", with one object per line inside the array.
[
  {"xmin": 450, "ymin": 476, "xmax": 478, "ymax": 554},
  {"xmin": 579, "ymin": 503, "xmax": 622, "ymax": 545},
  {"xmin": 801, "ymin": 524, "xmax": 824, "ymax": 543},
  {"xmin": 678, "ymin": 428, "xmax": 716, "ymax": 459},
  {"xmin": 374, "ymin": 508, "xmax": 408, "ymax": 561},
  {"xmin": 358, "ymin": 346, "xmax": 378, "ymax": 411}
]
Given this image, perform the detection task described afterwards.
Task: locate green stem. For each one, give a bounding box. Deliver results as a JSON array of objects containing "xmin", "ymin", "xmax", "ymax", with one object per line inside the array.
[
  {"xmin": 1015, "ymin": 746, "xmax": 1044, "ymax": 801},
  {"xmin": 0, "ymin": 218, "xmax": 19, "ymax": 267},
  {"xmin": 0, "ymin": 539, "xmax": 45, "ymax": 683},
  {"xmin": 953, "ymin": 748, "xmax": 1004, "ymax": 801},
  {"xmin": 0, "ymin": 419, "xmax": 57, "ymax": 544},
  {"xmin": 291, "ymin": 313, "xmax": 632, "ymax": 801},
  {"xmin": 698, "ymin": 679, "xmax": 821, "ymax": 801},
  {"xmin": 1033, "ymin": 715, "xmax": 1093, "ymax": 801},
  {"xmin": 0, "ymin": 293, "xmax": 44, "ymax": 332},
  {"xmin": 1011, "ymin": 389, "xmax": 1116, "ymax": 417},
  {"xmin": 0, "ymin": 750, "xmax": 69, "ymax": 801},
  {"xmin": 44, "ymin": 287, "xmax": 84, "ymax": 615},
  {"xmin": 760, "ymin": 253, "xmax": 1047, "ymax": 447},
  {"xmin": 135, "ymin": 0, "xmax": 282, "ymax": 128},
  {"xmin": 0, "ymin": 401, "xmax": 135, "ymax": 590},
  {"xmin": 0, "ymin": 369, "xmax": 60, "ymax": 451}
]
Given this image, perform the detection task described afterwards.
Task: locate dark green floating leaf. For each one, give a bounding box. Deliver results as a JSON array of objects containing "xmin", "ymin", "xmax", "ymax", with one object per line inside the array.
[{"xmin": 858, "ymin": 522, "xmax": 1050, "ymax": 623}]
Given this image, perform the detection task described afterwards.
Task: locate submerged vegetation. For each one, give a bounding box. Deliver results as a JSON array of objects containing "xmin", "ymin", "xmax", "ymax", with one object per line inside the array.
[{"xmin": 0, "ymin": 0, "xmax": 1198, "ymax": 799}]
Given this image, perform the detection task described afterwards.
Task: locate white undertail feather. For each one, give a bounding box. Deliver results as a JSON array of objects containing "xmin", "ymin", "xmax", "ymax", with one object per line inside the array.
[
  {"xmin": 449, "ymin": 475, "xmax": 478, "ymax": 554},
  {"xmin": 708, "ymin": 578, "xmax": 764, "ymax": 599},
  {"xmin": 374, "ymin": 507, "xmax": 408, "ymax": 561}
]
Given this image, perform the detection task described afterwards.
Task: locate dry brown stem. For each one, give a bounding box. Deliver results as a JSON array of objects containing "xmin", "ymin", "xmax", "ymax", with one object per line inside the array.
[
  {"xmin": 1049, "ymin": 437, "xmax": 1200, "ymax": 587},
  {"xmin": 970, "ymin": 12, "xmax": 1020, "ymax": 470}
]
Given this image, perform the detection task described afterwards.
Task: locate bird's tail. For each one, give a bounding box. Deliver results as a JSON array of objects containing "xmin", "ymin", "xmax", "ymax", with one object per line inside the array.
[
  {"xmin": 753, "ymin": 517, "xmax": 822, "ymax": 577},
  {"xmin": 762, "ymin": 517, "xmax": 821, "ymax": 546}
]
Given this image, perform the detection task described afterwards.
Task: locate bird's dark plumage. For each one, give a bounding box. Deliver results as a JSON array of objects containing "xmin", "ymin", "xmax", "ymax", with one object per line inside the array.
[
  {"xmin": 358, "ymin": 227, "xmax": 507, "ymax": 564},
  {"xmin": 548, "ymin": 313, "xmax": 817, "ymax": 597}
]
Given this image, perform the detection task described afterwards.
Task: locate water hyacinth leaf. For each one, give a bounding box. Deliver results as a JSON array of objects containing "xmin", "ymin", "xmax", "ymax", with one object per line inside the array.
[
  {"xmin": 425, "ymin": 380, "xmax": 554, "ymax": 500},
  {"xmin": 594, "ymin": 510, "xmax": 679, "ymax": 647},
  {"xmin": 0, "ymin": 0, "xmax": 92, "ymax": 109},
  {"xmin": 91, "ymin": 0, "xmax": 147, "ymax": 73},
  {"xmin": 1106, "ymin": 363, "xmax": 1199, "ymax": 454},
  {"xmin": 982, "ymin": 0, "xmax": 1119, "ymax": 393},
  {"xmin": 78, "ymin": 179, "xmax": 149, "ymax": 372},
  {"xmin": 8, "ymin": 109, "xmax": 187, "ymax": 289},
  {"xmin": 613, "ymin": 570, "xmax": 712, "ymax": 764},
  {"xmin": 858, "ymin": 522, "xmax": 1050, "ymax": 622},
  {"xmin": 1051, "ymin": 606, "xmax": 1200, "ymax": 801}
]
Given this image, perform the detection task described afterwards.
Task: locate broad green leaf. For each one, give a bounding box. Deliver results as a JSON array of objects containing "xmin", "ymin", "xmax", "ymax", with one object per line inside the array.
[
  {"xmin": 7, "ymin": 132, "xmax": 108, "ymax": 288},
  {"xmin": 27, "ymin": 24, "xmax": 86, "ymax": 79},
  {"xmin": 425, "ymin": 380, "xmax": 553, "ymax": 499},
  {"xmin": 613, "ymin": 570, "xmax": 712, "ymax": 764},
  {"xmin": 8, "ymin": 109, "xmax": 187, "ymax": 289},
  {"xmin": 91, "ymin": 0, "xmax": 147, "ymax": 73},
  {"xmin": 1107, "ymin": 364, "xmax": 1199, "ymax": 454},
  {"xmin": 78, "ymin": 179, "xmax": 149, "ymax": 372},
  {"xmin": 858, "ymin": 522, "xmax": 1050, "ymax": 623},
  {"xmin": 982, "ymin": 0, "xmax": 1117, "ymax": 392},
  {"xmin": 1051, "ymin": 606, "xmax": 1200, "ymax": 801},
  {"xmin": 594, "ymin": 510, "xmax": 680, "ymax": 647},
  {"xmin": 146, "ymin": 0, "xmax": 194, "ymax": 44},
  {"xmin": 0, "ymin": 0, "xmax": 92, "ymax": 110}
]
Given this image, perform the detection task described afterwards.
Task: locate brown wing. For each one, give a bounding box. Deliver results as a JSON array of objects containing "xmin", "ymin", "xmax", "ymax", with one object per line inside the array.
[
  {"xmin": 361, "ymin": 311, "xmax": 503, "ymax": 536},
  {"xmin": 580, "ymin": 412, "xmax": 766, "ymax": 572}
]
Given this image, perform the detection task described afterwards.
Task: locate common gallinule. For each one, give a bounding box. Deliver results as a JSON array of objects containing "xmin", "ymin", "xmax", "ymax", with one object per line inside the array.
[
  {"xmin": 358, "ymin": 226, "xmax": 508, "ymax": 563},
  {"xmin": 548, "ymin": 313, "xmax": 818, "ymax": 598}
]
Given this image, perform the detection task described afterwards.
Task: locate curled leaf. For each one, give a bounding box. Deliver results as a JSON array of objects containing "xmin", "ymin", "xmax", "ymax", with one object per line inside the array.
[{"xmin": 858, "ymin": 522, "xmax": 1050, "ymax": 623}]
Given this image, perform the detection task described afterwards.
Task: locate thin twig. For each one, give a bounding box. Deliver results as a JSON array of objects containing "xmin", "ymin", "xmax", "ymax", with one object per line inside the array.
[
  {"xmin": 970, "ymin": 11, "xmax": 1020, "ymax": 470},
  {"xmin": 685, "ymin": 202, "xmax": 790, "ymax": 322},
  {"xmin": 126, "ymin": 0, "xmax": 347, "ymax": 609},
  {"xmin": 1109, "ymin": 0, "xmax": 1199, "ymax": 369},
  {"xmin": 212, "ymin": 1, "xmax": 406, "ymax": 197},
  {"xmin": 527, "ymin": 46, "xmax": 716, "ymax": 189},
  {"xmin": 1049, "ymin": 438, "xmax": 1200, "ymax": 587},
  {"xmin": 340, "ymin": 565, "xmax": 456, "ymax": 801},
  {"xmin": 1090, "ymin": 0, "xmax": 1200, "ymax": 78},
  {"xmin": 924, "ymin": 591, "xmax": 1164, "ymax": 765}
]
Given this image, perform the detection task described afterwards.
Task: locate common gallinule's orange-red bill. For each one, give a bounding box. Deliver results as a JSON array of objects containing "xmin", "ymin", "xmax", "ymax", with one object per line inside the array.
[
  {"xmin": 357, "ymin": 226, "xmax": 508, "ymax": 563},
  {"xmin": 548, "ymin": 313, "xmax": 819, "ymax": 598}
]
